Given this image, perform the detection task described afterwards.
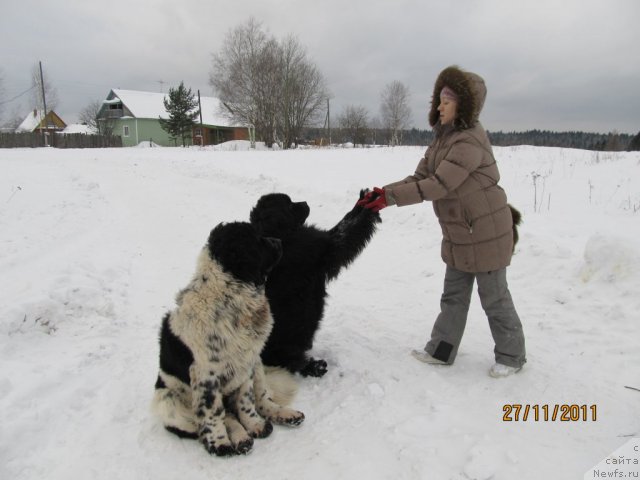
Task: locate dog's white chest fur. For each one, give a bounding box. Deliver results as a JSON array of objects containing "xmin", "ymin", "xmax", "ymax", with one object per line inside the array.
[{"xmin": 169, "ymin": 248, "xmax": 273, "ymax": 392}]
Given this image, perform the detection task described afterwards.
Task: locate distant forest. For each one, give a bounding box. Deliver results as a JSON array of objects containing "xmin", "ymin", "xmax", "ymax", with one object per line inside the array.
[{"xmin": 305, "ymin": 128, "xmax": 640, "ymax": 151}]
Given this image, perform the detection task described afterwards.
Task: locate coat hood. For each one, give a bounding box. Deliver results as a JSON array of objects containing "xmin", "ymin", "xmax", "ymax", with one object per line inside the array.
[{"xmin": 429, "ymin": 66, "xmax": 487, "ymax": 129}]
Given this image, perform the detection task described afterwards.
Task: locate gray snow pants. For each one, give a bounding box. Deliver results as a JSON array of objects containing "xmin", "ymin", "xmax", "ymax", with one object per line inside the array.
[{"xmin": 425, "ymin": 266, "xmax": 526, "ymax": 368}]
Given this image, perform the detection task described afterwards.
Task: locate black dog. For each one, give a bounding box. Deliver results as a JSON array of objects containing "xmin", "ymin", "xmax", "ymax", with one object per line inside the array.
[{"xmin": 249, "ymin": 191, "xmax": 380, "ymax": 377}]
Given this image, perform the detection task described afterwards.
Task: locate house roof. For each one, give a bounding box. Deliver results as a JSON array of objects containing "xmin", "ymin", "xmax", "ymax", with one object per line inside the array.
[
  {"xmin": 105, "ymin": 89, "xmax": 241, "ymax": 128},
  {"xmin": 62, "ymin": 123, "xmax": 96, "ymax": 134},
  {"xmin": 16, "ymin": 110, "xmax": 66, "ymax": 132},
  {"xmin": 16, "ymin": 111, "xmax": 42, "ymax": 132}
]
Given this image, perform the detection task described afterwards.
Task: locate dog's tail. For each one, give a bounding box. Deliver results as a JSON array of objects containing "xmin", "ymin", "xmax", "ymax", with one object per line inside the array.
[
  {"xmin": 509, "ymin": 204, "xmax": 522, "ymax": 251},
  {"xmin": 265, "ymin": 366, "xmax": 299, "ymax": 406}
]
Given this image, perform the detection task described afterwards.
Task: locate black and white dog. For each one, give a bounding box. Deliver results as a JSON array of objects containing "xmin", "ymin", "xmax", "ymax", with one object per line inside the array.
[
  {"xmin": 250, "ymin": 191, "xmax": 380, "ymax": 377},
  {"xmin": 152, "ymin": 222, "xmax": 304, "ymax": 457}
]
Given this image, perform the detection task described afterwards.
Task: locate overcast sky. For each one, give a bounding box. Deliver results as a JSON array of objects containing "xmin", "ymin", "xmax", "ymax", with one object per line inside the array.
[{"xmin": 1, "ymin": 0, "xmax": 638, "ymax": 134}]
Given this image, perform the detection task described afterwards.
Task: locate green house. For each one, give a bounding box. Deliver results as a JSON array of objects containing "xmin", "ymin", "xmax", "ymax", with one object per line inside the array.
[{"xmin": 97, "ymin": 89, "xmax": 248, "ymax": 147}]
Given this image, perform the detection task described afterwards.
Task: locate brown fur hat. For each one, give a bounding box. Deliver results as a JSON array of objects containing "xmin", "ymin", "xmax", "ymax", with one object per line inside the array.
[{"xmin": 429, "ymin": 65, "xmax": 487, "ymax": 129}]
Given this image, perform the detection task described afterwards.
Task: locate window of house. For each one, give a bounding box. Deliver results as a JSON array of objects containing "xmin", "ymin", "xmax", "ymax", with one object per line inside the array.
[{"xmin": 123, "ymin": 125, "xmax": 130, "ymax": 137}]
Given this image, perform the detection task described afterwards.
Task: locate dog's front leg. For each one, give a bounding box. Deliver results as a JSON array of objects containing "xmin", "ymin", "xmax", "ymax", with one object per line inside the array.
[
  {"xmin": 190, "ymin": 365, "xmax": 234, "ymax": 456},
  {"xmin": 253, "ymin": 362, "xmax": 305, "ymax": 426},
  {"xmin": 234, "ymin": 375, "xmax": 274, "ymax": 439},
  {"xmin": 223, "ymin": 413, "xmax": 254, "ymax": 455}
]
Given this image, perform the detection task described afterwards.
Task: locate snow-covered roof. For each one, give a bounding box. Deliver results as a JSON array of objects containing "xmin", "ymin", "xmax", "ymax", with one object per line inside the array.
[
  {"xmin": 61, "ymin": 124, "xmax": 96, "ymax": 134},
  {"xmin": 16, "ymin": 110, "xmax": 45, "ymax": 132},
  {"xmin": 16, "ymin": 110, "xmax": 66, "ymax": 133},
  {"xmin": 107, "ymin": 89, "xmax": 240, "ymax": 128}
]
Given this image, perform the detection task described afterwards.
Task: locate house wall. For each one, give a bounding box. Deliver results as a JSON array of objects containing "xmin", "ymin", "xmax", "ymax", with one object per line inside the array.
[
  {"xmin": 115, "ymin": 118, "xmax": 179, "ymax": 147},
  {"xmin": 231, "ymin": 127, "xmax": 249, "ymax": 141},
  {"xmin": 112, "ymin": 117, "xmax": 247, "ymax": 147},
  {"xmin": 194, "ymin": 126, "xmax": 248, "ymax": 146}
]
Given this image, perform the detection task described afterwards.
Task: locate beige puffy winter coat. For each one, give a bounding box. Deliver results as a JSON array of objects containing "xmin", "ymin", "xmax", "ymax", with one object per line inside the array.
[{"xmin": 384, "ymin": 66, "xmax": 514, "ymax": 273}]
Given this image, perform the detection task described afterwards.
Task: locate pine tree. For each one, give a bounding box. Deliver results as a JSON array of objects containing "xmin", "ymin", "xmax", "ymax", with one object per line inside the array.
[
  {"xmin": 159, "ymin": 82, "xmax": 199, "ymax": 147},
  {"xmin": 628, "ymin": 131, "xmax": 640, "ymax": 152}
]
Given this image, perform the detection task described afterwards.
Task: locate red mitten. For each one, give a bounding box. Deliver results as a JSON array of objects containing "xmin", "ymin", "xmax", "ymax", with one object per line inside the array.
[
  {"xmin": 356, "ymin": 189, "xmax": 375, "ymax": 206},
  {"xmin": 363, "ymin": 187, "xmax": 387, "ymax": 212}
]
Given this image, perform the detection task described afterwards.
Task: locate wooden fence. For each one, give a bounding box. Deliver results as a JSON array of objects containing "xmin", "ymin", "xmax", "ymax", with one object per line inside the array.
[{"xmin": 0, "ymin": 132, "xmax": 122, "ymax": 149}]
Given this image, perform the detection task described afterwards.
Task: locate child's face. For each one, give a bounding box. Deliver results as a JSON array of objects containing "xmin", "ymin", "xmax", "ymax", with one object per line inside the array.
[{"xmin": 438, "ymin": 98, "xmax": 458, "ymax": 125}]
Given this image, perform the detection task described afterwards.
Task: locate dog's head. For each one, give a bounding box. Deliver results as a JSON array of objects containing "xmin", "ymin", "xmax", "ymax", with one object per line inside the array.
[
  {"xmin": 207, "ymin": 222, "xmax": 282, "ymax": 286},
  {"xmin": 249, "ymin": 193, "xmax": 310, "ymax": 238}
]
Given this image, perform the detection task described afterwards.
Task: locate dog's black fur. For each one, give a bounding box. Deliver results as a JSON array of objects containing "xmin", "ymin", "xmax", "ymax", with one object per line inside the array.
[{"xmin": 250, "ymin": 191, "xmax": 380, "ymax": 377}]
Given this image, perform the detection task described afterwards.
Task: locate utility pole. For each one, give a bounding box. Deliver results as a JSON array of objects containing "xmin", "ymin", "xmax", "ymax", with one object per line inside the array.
[
  {"xmin": 327, "ymin": 98, "xmax": 331, "ymax": 146},
  {"xmin": 197, "ymin": 90, "xmax": 203, "ymax": 146},
  {"xmin": 39, "ymin": 61, "xmax": 48, "ymax": 145}
]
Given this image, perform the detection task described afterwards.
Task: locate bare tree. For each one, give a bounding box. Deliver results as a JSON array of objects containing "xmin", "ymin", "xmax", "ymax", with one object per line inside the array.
[
  {"xmin": 78, "ymin": 100, "xmax": 102, "ymax": 133},
  {"xmin": 2, "ymin": 105, "xmax": 24, "ymax": 131},
  {"xmin": 252, "ymin": 36, "xmax": 282, "ymax": 147},
  {"xmin": 82, "ymin": 99, "xmax": 119, "ymax": 136},
  {"xmin": 380, "ymin": 81, "xmax": 412, "ymax": 146},
  {"xmin": 369, "ymin": 116, "xmax": 382, "ymax": 145},
  {"xmin": 210, "ymin": 18, "xmax": 328, "ymax": 149},
  {"xmin": 210, "ymin": 19, "xmax": 276, "ymax": 146},
  {"xmin": 85, "ymin": 99, "xmax": 119, "ymax": 137},
  {"xmin": 339, "ymin": 105, "xmax": 369, "ymax": 147},
  {"xmin": 30, "ymin": 63, "xmax": 59, "ymax": 113},
  {"xmin": 278, "ymin": 35, "xmax": 328, "ymax": 148}
]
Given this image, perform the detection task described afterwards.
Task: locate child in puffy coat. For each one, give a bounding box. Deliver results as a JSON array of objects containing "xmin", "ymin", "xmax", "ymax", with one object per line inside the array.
[{"xmin": 360, "ymin": 65, "xmax": 526, "ymax": 378}]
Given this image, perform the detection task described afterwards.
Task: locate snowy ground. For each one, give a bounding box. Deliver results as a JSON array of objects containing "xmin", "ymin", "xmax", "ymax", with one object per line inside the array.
[{"xmin": 1, "ymin": 143, "xmax": 638, "ymax": 479}]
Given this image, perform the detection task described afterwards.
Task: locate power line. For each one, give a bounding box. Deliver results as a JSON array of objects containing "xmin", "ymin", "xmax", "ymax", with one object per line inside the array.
[{"xmin": 0, "ymin": 85, "xmax": 36, "ymax": 106}]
